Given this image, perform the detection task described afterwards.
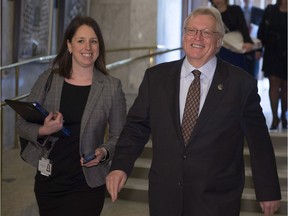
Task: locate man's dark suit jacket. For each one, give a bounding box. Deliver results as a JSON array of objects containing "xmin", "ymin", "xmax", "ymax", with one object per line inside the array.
[
  {"xmin": 250, "ymin": 6, "xmax": 264, "ymax": 26},
  {"xmin": 110, "ymin": 58, "xmax": 281, "ymax": 216}
]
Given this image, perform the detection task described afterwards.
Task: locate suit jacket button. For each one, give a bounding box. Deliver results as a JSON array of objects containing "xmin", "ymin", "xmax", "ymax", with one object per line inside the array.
[{"xmin": 183, "ymin": 155, "xmax": 187, "ymax": 160}]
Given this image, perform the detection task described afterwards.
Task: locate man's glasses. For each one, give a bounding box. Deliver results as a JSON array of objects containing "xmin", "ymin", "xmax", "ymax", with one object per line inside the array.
[{"xmin": 184, "ymin": 28, "xmax": 218, "ymax": 38}]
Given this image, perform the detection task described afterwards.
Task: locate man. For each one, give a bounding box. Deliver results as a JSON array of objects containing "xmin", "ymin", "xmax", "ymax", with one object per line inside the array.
[
  {"xmin": 106, "ymin": 7, "xmax": 281, "ymax": 216},
  {"xmin": 241, "ymin": 0, "xmax": 264, "ymax": 31},
  {"xmin": 241, "ymin": 0, "xmax": 264, "ymax": 78}
]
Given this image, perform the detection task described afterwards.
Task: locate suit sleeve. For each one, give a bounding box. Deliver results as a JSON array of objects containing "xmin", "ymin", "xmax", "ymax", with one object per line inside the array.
[
  {"xmin": 235, "ymin": 6, "xmax": 253, "ymax": 43},
  {"xmin": 241, "ymin": 79, "xmax": 281, "ymax": 201},
  {"xmin": 257, "ymin": 5, "xmax": 275, "ymax": 47}
]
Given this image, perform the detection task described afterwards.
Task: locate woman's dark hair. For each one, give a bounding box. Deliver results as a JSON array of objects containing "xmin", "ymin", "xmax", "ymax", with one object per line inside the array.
[{"xmin": 51, "ymin": 16, "xmax": 108, "ymax": 77}]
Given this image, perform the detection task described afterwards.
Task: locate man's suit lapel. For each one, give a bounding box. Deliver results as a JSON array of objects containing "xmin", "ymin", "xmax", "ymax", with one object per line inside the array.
[
  {"xmin": 164, "ymin": 59, "xmax": 186, "ymax": 145},
  {"xmin": 80, "ymin": 69, "xmax": 104, "ymax": 136}
]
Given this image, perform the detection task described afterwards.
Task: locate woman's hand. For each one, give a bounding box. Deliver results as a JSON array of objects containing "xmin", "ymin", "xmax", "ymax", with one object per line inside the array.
[
  {"xmin": 38, "ymin": 111, "xmax": 64, "ymax": 136},
  {"xmin": 80, "ymin": 147, "xmax": 107, "ymax": 167},
  {"xmin": 242, "ymin": 42, "xmax": 253, "ymax": 53}
]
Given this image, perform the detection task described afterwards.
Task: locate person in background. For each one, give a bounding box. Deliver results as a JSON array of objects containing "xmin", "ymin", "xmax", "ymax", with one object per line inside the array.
[
  {"xmin": 241, "ymin": 0, "xmax": 263, "ymax": 30},
  {"xmin": 16, "ymin": 16, "xmax": 126, "ymax": 216},
  {"xmin": 241, "ymin": 0, "xmax": 264, "ymax": 78},
  {"xmin": 257, "ymin": 0, "xmax": 287, "ymax": 130},
  {"xmin": 209, "ymin": 0, "xmax": 254, "ymax": 71},
  {"xmin": 106, "ymin": 6, "xmax": 281, "ymax": 216}
]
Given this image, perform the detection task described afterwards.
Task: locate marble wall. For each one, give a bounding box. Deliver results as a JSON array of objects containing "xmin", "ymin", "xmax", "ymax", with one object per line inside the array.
[{"xmin": 89, "ymin": 0, "xmax": 157, "ymax": 92}]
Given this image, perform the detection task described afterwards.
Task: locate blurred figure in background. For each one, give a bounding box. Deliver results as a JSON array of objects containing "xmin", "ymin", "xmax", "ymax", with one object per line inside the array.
[
  {"xmin": 257, "ymin": 0, "xmax": 287, "ymax": 130},
  {"xmin": 241, "ymin": 0, "xmax": 264, "ymax": 78},
  {"xmin": 209, "ymin": 0, "xmax": 254, "ymax": 71},
  {"xmin": 241, "ymin": 0, "xmax": 263, "ymax": 32}
]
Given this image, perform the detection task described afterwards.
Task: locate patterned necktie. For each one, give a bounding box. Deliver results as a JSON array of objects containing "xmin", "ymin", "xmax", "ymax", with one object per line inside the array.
[{"xmin": 182, "ymin": 70, "xmax": 201, "ymax": 145}]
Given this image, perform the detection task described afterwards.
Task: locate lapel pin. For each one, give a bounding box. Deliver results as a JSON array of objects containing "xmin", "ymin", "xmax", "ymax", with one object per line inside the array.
[{"xmin": 217, "ymin": 84, "xmax": 224, "ymax": 90}]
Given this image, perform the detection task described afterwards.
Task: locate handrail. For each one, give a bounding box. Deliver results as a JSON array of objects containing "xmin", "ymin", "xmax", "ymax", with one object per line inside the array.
[
  {"xmin": 0, "ymin": 55, "xmax": 56, "ymax": 70},
  {"xmin": 1, "ymin": 45, "xmax": 182, "ymax": 150},
  {"xmin": 0, "ymin": 45, "xmax": 167, "ymax": 70},
  {"xmin": 1, "ymin": 94, "xmax": 30, "ymax": 106},
  {"xmin": 106, "ymin": 47, "xmax": 182, "ymax": 70},
  {"xmin": 0, "ymin": 46, "xmax": 182, "ymax": 105},
  {"xmin": 106, "ymin": 45, "xmax": 166, "ymax": 52}
]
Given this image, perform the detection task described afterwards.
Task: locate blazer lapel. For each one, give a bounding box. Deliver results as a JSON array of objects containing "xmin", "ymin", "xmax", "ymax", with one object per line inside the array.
[
  {"xmin": 80, "ymin": 69, "xmax": 105, "ymax": 136},
  {"xmin": 53, "ymin": 73, "xmax": 64, "ymax": 111}
]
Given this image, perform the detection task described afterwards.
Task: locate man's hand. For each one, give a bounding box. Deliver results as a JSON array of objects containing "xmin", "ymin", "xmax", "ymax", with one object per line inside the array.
[
  {"xmin": 106, "ymin": 170, "xmax": 127, "ymax": 202},
  {"xmin": 260, "ymin": 200, "xmax": 281, "ymax": 216}
]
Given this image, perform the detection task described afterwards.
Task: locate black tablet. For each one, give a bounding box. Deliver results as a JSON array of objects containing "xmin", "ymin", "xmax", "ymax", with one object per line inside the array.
[{"xmin": 5, "ymin": 99, "xmax": 70, "ymax": 136}]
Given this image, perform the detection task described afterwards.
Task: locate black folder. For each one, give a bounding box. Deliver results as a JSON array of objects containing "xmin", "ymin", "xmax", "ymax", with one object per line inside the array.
[{"xmin": 5, "ymin": 99, "xmax": 70, "ymax": 136}]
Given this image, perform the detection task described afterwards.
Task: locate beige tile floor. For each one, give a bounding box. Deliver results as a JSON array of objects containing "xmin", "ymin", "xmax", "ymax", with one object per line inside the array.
[{"xmin": 1, "ymin": 78, "xmax": 287, "ymax": 216}]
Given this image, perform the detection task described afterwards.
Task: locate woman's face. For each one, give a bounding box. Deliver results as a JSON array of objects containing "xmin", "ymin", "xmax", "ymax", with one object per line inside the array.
[{"xmin": 67, "ymin": 24, "xmax": 99, "ymax": 69}]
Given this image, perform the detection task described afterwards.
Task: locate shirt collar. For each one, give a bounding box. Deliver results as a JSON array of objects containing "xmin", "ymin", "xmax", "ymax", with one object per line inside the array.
[
  {"xmin": 181, "ymin": 56, "xmax": 217, "ymax": 80},
  {"xmin": 242, "ymin": 5, "xmax": 252, "ymax": 12}
]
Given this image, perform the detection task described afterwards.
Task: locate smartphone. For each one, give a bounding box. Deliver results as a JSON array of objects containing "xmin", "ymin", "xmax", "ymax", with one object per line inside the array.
[{"xmin": 83, "ymin": 153, "xmax": 96, "ymax": 164}]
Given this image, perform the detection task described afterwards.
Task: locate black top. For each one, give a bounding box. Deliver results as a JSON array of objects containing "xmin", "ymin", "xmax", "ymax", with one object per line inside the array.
[
  {"xmin": 257, "ymin": 4, "xmax": 287, "ymax": 80},
  {"xmin": 35, "ymin": 81, "xmax": 91, "ymax": 195}
]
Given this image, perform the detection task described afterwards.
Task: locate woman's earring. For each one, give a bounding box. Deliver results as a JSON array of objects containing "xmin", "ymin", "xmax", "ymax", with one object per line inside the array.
[{"xmin": 69, "ymin": 50, "xmax": 72, "ymax": 54}]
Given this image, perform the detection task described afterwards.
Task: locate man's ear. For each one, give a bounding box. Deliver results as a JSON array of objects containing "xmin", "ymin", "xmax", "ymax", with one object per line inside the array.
[{"xmin": 216, "ymin": 39, "xmax": 222, "ymax": 48}]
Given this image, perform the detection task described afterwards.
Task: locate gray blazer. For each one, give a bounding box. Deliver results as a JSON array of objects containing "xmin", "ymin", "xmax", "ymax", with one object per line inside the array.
[{"xmin": 17, "ymin": 69, "xmax": 126, "ymax": 187}]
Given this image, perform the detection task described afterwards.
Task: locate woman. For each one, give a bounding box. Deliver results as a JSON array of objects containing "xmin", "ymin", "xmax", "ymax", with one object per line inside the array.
[
  {"xmin": 210, "ymin": 0, "xmax": 254, "ymax": 71},
  {"xmin": 258, "ymin": 0, "xmax": 287, "ymax": 130},
  {"xmin": 16, "ymin": 16, "xmax": 126, "ymax": 215}
]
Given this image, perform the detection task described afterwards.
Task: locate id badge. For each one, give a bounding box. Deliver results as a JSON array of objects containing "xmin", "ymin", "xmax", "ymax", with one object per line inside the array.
[{"xmin": 38, "ymin": 157, "xmax": 52, "ymax": 176}]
